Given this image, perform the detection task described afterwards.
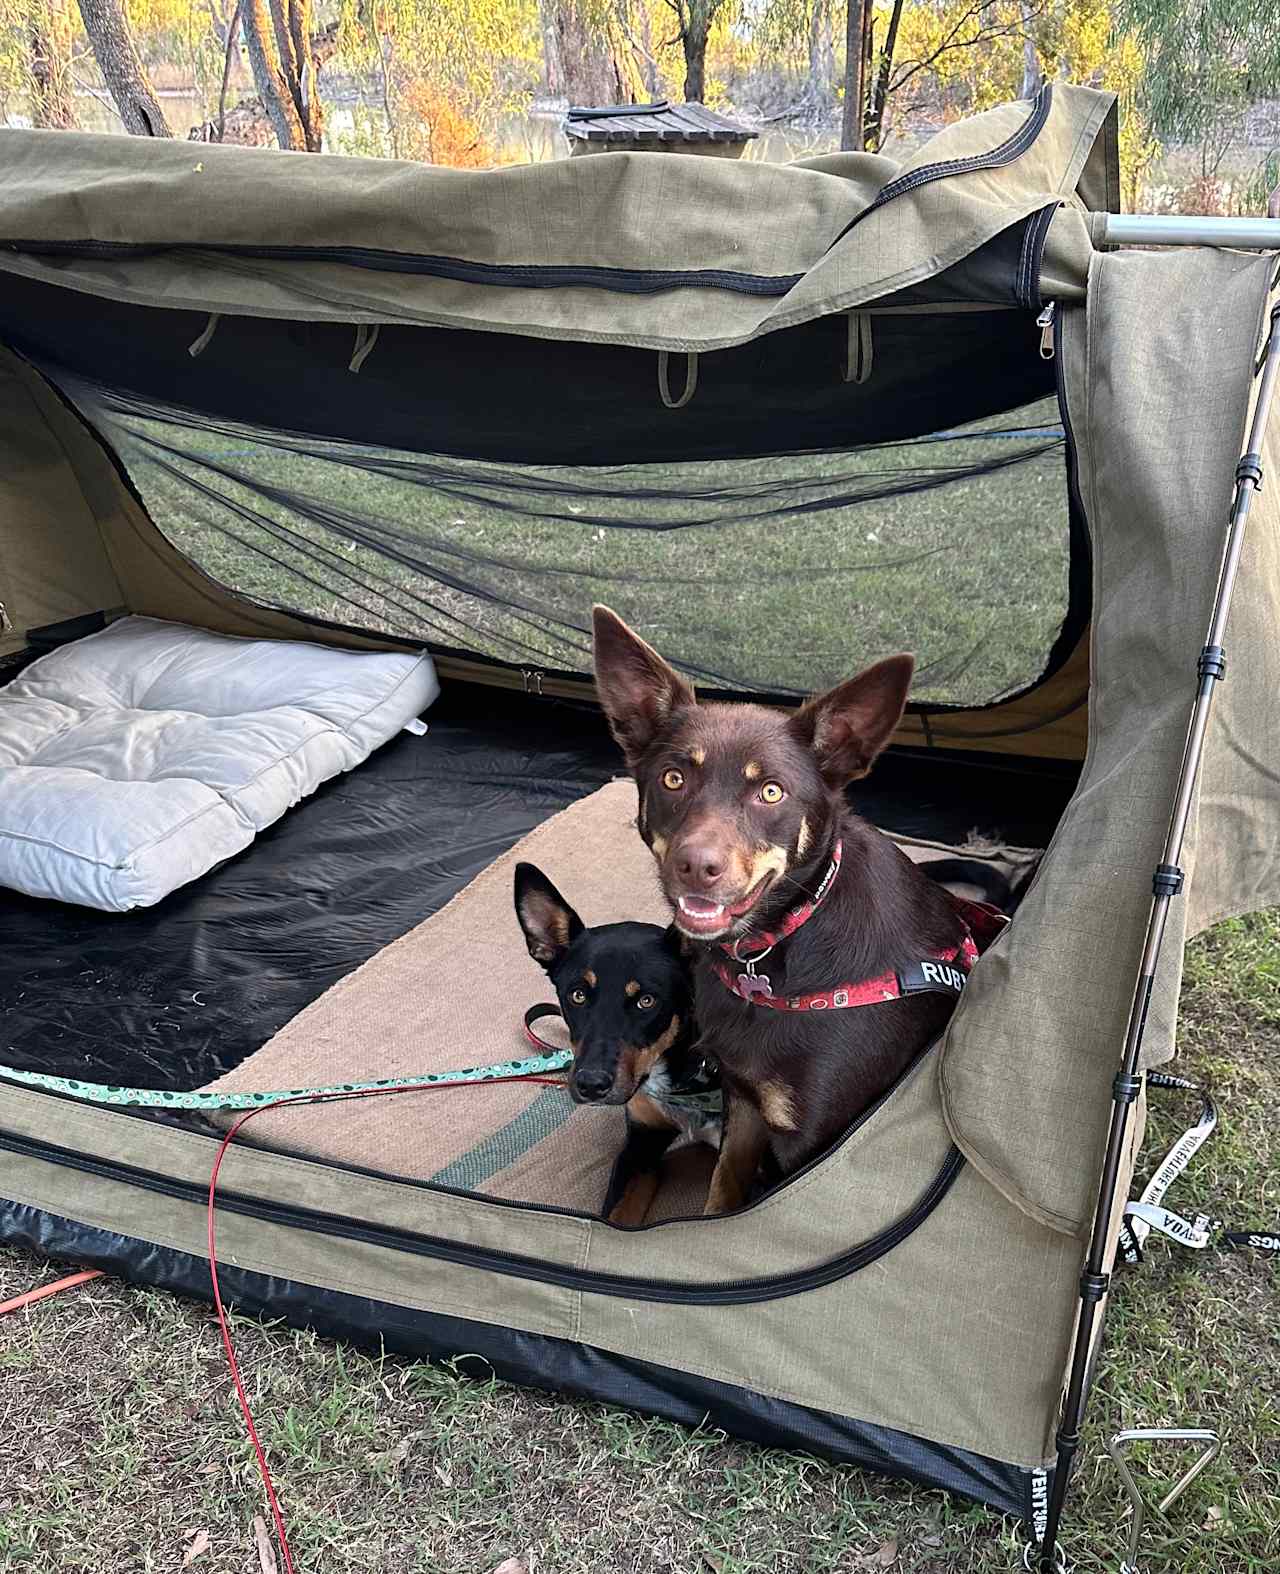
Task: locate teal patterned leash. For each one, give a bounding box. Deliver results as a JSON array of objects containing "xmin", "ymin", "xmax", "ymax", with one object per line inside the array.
[{"xmin": 0, "ymin": 1049, "xmax": 573, "ymax": 1110}]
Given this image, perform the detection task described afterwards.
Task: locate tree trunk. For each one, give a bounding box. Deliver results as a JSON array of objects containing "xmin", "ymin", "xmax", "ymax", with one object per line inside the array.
[
  {"xmin": 604, "ymin": 2, "xmax": 646, "ymax": 101},
  {"xmin": 241, "ymin": 0, "xmax": 307, "ymax": 148},
  {"xmin": 638, "ymin": 3, "xmax": 659, "ymax": 97},
  {"xmin": 28, "ymin": 0, "xmax": 76, "ymax": 129},
  {"xmin": 682, "ymin": 37, "xmax": 705, "ymax": 101},
  {"xmin": 265, "ymin": 0, "xmax": 321, "ymax": 149},
  {"xmin": 76, "ymin": 0, "xmax": 173, "ymax": 136},
  {"xmin": 1019, "ymin": 2, "xmax": 1041, "ymax": 99},
  {"xmin": 864, "ymin": 0, "xmax": 903, "ymax": 151},
  {"xmin": 551, "ymin": 0, "xmax": 627, "ymax": 105},
  {"xmin": 1269, "ymin": 180, "xmax": 1280, "ymax": 220},
  {"xmin": 268, "ymin": 0, "xmax": 298, "ymax": 104},
  {"xmin": 189, "ymin": 17, "xmax": 334, "ymax": 145},
  {"xmin": 213, "ymin": 0, "xmax": 243, "ymax": 141},
  {"xmin": 808, "ymin": 0, "xmax": 835, "ymax": 110},
  {"xmin": 288, "ymin": 0, "xmax": 323, "ymax": 148},
  {"xmin": 681, "ymin": 0, "xmax": 710, "ymax": 102},
  {"xmin": 840, "ymin": 0, "xmax": 869, "ymax": 150},
  {"xmin": 538, "ymin": 0, "xmax": 565, "ymax": 97}
]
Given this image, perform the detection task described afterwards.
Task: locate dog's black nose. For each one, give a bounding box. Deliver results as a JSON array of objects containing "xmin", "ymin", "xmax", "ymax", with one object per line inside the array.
[
  {"xmin": 676, "ymin": 844, "xmax": 724, "ymax": 887},
  {"xmin": 575, "ymin": 1067, "xmax": 614, "ymax": 1101}
]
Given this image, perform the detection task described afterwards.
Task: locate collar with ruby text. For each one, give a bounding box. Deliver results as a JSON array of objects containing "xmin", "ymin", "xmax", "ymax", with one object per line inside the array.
[{"xmin": 714, "ymin": 888, "xmax": 1007, "ymax": 1012}]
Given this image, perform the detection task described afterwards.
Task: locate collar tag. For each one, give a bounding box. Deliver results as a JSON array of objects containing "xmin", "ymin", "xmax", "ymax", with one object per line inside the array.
[
  {"xmin": 897, "ymin": 958, "xmax": 969, "ymax": 996},
  {"xmin": 736, "ymin": 971, "xmax": 774, "ymax": 1001}
]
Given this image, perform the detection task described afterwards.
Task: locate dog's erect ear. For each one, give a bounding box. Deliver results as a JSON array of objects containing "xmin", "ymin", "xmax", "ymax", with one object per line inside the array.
[
  {"xmin": 789, "ymin": 654, "xmax": 914, "ymax": 788},
  {"xmin": 592, "ymin": 605, "xmax": 696, "ymax": 768},
  {"xmin": 514, "ymin": 862, "xmax": 585, "ymax": 970}
]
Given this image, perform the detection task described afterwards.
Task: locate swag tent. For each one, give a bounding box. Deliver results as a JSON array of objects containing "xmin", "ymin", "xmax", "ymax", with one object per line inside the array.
[{"xmin": 0, "ymin": 82, "xmax": 1278, "ymax": 1568}]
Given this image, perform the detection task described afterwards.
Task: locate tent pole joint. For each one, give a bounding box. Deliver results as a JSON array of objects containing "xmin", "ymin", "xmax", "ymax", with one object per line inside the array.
[
  {"xmin": 1234, "ymin": 454, "xmax": 1263, "ymax": 489},
  {"xmin": 1151, "ymin": 863, "xmax": 1183, "ymax": 898},
  {"xmin": 1078, "ymin": 1270, "xmax": 1109, "ymax": 1302},
  {"xmin": 1112, "ymin": 1071, "xmax": 1142, "ymax": 1104}
]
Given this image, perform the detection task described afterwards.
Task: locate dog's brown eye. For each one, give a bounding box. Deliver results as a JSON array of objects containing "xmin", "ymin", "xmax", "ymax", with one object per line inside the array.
[
  {"xmin": 569, "ymin": 988, "xmax": 587, "ymax": 1005},
  {"xmin": 637, "ymin": 994, "xmax": 656, "ymax": 1010},
  {"xmin": 661, "ymin": 768, "xmax": 685, "ymax": 791},
  {"xmin": 760, "ymin": 781, "xmax": 786, "ymax": 804}
]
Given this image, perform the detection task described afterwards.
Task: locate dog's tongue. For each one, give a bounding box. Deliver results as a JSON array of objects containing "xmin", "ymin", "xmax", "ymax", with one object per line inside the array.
[
  {"xmin": 677, "ymin": 883, "xmax": 767, "ymax": 934},
  {"xmin": 727, "ymin": 885, "xmax": 763, "ymax": 916}
]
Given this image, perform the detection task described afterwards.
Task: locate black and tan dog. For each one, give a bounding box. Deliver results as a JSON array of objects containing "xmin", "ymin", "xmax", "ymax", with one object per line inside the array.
[
  {"xmin": 591, "ymin": 605, "xmax": 997, "ymax": 1216},
  {"xmin": 514, "ymin": 861, "xmax": 721, "ymax": 1226}
]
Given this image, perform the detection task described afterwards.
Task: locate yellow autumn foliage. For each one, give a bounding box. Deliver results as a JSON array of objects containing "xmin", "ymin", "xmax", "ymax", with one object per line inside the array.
[{"xmin": 890, "ymin": 0, "xmax": 1157, "ymax": 202}]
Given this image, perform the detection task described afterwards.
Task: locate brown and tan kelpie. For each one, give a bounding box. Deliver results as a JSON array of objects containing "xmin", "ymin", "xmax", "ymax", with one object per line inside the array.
[{"xmin": 591, "ymin": 605, "xmax": 1000, "ymax": 1216}]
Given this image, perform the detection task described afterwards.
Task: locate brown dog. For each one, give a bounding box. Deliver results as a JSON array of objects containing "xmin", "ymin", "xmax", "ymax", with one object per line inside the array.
[{"xmin": 592, "ymin": 605, "xmax": 976, "ymax": 1215}]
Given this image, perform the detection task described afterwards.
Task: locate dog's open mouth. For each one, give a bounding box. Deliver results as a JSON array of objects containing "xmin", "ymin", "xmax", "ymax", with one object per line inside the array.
[{"xmin": 674, "ymin": 877, "xmax": 772, "ymax": 938}]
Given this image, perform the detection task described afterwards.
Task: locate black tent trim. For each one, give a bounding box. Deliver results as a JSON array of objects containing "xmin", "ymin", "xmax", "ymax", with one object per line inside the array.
[
  {"xmin": 828, "ymin": 85, "xmax": 1054, "ymax": 248},
  {"xmin": 0, "ymin": 1199, "xmax": 1046, "ymax": 1524},
  {"xmin": 0, "ymin": 1119, "xmax": 964, "ymax": 1305},
  {"xmin": 1, "ymin": 239, "xmax": 805, "ymax": 298}
]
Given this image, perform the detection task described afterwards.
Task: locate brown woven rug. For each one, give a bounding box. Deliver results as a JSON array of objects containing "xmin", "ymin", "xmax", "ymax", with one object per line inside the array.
[{"xmin": 203, "ymin": 779, "xmax": 1032, "ymax": 1222}]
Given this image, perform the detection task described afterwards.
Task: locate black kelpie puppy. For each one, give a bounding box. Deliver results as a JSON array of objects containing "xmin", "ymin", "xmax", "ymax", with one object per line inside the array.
[
  {"xmin": 514, "ymin": 862, "xmax": 722, "ymax": 1227},
  {"xmin": 591, "ymin": 605, "xmax": 999, "ymax": 1216}
]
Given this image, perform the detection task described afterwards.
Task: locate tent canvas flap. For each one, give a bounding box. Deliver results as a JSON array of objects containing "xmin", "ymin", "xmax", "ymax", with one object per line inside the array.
[
  {"xmin": 940, "ymin": 248, "xmax": 1280, "ymax": 1237},
  {"xmin": 0, "ymin": 87, "xmax": 1113, "ymax": 348}
]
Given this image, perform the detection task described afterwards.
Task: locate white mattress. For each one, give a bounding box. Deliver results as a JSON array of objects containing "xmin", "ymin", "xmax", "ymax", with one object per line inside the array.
[{"xmin": 0, "ymin": 617, "xmax": 439, "ymax": 911}]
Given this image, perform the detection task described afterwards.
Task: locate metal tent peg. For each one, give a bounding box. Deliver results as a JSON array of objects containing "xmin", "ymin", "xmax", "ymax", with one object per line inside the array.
[{"xmin": 1106, "ymin": 1427, "xmax": 1223, "ymax": 1574}]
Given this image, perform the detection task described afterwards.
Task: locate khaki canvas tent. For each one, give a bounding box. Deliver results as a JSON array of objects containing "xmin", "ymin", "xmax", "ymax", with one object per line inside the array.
[{"xmin": 1, "ymin": 83, "xmax": 1278, "ymax": 1571}]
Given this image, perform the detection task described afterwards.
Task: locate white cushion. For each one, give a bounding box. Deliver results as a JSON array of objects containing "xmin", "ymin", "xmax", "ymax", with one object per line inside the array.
[{"xmin": 0, "ymin": 616, "xmax": 439, "ymax": 911}]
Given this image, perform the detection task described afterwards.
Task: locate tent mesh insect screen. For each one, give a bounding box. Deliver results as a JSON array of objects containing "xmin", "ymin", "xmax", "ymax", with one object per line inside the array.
[{"xmin": 59, "ymin": 375, "xmax": 1072, "ymax": 706}]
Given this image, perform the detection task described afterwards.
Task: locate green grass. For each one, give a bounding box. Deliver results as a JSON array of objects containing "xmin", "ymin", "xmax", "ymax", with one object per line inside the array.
[
  {"xmin": 1, "ymin": 911, "xmax": 1275, "ymax": 1573},
  {"xmin": 99, "ymin": 394, "xmax": 1070, "ymax": 707}
]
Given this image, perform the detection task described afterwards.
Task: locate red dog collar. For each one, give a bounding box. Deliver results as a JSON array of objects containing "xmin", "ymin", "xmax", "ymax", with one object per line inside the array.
[
  {"xmin": 720, "ymin": 840, "xmax": 843, "ymax": 964},
  {"xmin": 714, "ymin": 890, "xmax": 1007, "ymax": 1012}
]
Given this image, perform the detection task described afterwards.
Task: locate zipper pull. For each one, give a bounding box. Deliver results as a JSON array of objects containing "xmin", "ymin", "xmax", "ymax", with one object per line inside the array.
[{"xmin": 1037, "ymin": 302, "xmax": 1056, "ymax": 361}]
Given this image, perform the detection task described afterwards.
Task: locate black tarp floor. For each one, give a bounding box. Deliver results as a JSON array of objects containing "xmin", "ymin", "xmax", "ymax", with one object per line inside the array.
[{"xmin": 0, "ymin": 679, "xmax": 1076, "ymax": 1092}]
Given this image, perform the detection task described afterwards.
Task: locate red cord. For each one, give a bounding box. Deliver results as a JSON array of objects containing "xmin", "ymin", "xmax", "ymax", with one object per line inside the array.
[
  {"xmin": 0, "ymin": 1268, "xmax": 104, "ymax": 1316},
  {"xmin": 208, "ymin": 1072, "xmax": 566, "ymax": 1573}
]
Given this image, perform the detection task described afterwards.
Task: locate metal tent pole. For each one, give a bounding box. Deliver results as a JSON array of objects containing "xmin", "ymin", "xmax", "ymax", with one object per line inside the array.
[
  {"xmin": 1100, "ymin": 214, "xmax": 1280, "ymax": 249},
  {"xmin": 1035, "ymin": 296, "xmax": 1280, "ymax": 1574}
]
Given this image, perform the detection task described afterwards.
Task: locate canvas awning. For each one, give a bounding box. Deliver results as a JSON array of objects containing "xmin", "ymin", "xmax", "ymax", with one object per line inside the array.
[{"xmin": 0, "ymin": 85, "xmax": 1114, "ymax": 348}]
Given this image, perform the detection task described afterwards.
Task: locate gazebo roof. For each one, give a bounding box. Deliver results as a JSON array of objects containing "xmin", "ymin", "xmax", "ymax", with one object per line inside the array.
[{"xmin": 563, "ymin": 100, "xmax": 757, "ymax": 145}]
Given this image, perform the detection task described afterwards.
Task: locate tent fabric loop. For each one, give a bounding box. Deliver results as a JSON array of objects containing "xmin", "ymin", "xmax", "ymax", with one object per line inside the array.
[
  {"xmin": 657, "ymin": 350, "xmax": 699, "ymax": 410},
  {"xmin": 348, "ymin": 323, "xmax": 380, "ymax": 374},
  {"xmin": 186, "ymin": 314, "xmax": 220, "ymax": 358},
  {"xmin": 844, "ymin": 312, "xmax": 874, "ymax": 385}
]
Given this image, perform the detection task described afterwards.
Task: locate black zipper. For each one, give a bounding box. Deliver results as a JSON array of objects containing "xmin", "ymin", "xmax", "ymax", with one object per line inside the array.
[
  {"xmin": 0, "ymin": 1122, "xmax": 963, "ymax": 1305},
  {"xmin": 828, "ymin": 85, "xmax": 1054, "ymax": 252},
  {"xmin": 1048, "ymin": 301, "xmax": 1094, "ymax": 636},
  {"xmin": 2, "ymin": 238, "xmax": 802, "ymax": 299},
  {"xmin": 1015, "ymin": 201, "xmax": 1062, "ymax": 312}
]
